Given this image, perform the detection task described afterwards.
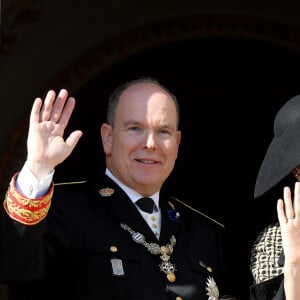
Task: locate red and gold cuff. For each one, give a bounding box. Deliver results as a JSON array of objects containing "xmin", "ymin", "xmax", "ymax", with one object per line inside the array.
[{"xmin": 3, "ymin": 173, "xmax": 53, "ymax": 225}]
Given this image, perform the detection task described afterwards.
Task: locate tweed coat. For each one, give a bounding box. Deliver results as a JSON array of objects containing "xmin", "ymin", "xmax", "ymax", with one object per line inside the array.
[
  {"xmin": 250, "ymin": 223, "xmax": 285, "ymax": 300},
  {"xmin": 0, "ymin": 173, "xmax": 227, "ymax": 300}
]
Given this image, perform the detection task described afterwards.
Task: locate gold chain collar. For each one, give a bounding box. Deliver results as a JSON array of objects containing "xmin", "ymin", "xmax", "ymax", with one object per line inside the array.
[{"xmin": 120, "ymin": 222, "xmax": 177, "ymax": 282}]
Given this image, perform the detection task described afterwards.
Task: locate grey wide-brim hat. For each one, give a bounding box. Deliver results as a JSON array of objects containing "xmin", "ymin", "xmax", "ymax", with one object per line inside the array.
[{"xmin": 254, "ymin": 94, "xmax": 300, "ymax": 198}]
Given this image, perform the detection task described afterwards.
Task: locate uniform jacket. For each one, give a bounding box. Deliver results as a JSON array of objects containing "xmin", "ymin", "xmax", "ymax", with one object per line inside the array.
[{"xmin": 0, "ymin": 173, "xmax": 228, "ymax": 300}]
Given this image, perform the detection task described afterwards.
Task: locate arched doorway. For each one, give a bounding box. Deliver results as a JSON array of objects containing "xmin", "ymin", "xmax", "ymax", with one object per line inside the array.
[{"xmin": 2, "ymin": 15, "xmax": 300, "ymax": 299}]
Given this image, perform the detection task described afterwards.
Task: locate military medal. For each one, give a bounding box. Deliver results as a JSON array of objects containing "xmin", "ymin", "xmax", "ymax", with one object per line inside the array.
[
  {"xmin": 167, "ymin": 201, "xmax": 181, "ymax": 222},
  {"xmin": 205, "ymin": 276, "xmax": 220, "ymax": 300},
  {"xmin": 110, "ymin": 258, "xmax": 125, "ymax": 276},
  {"xmin": 120, "ymin": 223, "xmax": 177, "ymax": 282},
  {"xmin": 158, "ymin": 243, "xmax": 177, "ymax": 282}
]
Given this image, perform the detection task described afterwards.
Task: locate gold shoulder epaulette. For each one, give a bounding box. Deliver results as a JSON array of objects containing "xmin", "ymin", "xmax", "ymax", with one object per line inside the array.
[
  {"xmin": 54, "ymin": 181, "xmax": 87, "ymax": 186},
  {"xmin": 170, "ymin": 196, "xmax": 225, "ymax": 228}
]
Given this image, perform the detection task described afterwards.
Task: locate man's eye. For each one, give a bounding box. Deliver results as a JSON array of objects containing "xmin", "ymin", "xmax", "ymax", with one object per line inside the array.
[
  {"xmin": 128, "ymin": 126, "xmax": 141, "ymax": 132},
  {"xmin": 159, "ymin": 129, "xmax": 171, "ymax": 135}
]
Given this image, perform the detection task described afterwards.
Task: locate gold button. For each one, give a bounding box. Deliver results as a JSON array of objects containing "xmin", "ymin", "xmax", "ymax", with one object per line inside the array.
[
  {"xmin": 176, "ymin": 297, "xmax": 183, "ymax": 300},
  {"xmin": 151, "ymin": 216, "xmax": 156, "ymax": 221},
  {"xmin": 167, "ymin": 272, "xmax": 176, "ymax": 282},
  {"xmin": 152, "ymin": 224, "xmax": 157, "ymax": 228},
  {"xmin": 110, "ymin": 246, "xmax": 118, "ymax": 253}
]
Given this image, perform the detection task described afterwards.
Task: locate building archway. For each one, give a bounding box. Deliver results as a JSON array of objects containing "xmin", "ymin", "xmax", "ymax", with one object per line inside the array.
[{"xmin": 2, "ymin": 15, "xmax": 300, "ymax": 299}]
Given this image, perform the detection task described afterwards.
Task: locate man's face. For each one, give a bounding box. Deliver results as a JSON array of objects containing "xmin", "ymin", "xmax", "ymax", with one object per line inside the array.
[{"xmin": 102, "ymin": 82, "xmax": 181, "ymax": 196}]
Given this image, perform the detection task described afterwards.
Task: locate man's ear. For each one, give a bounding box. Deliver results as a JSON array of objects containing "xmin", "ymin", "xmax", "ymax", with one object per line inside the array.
[{"xmin": 101, "ymin": 123, "xmax": 113, "ymax": 154}]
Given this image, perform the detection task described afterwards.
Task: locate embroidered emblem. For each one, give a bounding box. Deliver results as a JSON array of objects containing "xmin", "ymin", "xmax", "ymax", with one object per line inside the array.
[
  {"xmin": 206, "ymin": 276, "xmax": 219, "ymax": 300},
  {"xmin": 99, "ymin": 187, "xmax": 114, "ymax": 196},
  {"xmin": 111, "ymin": 258, "xmax": 125, "ymax": 276},
  {"xmin": 167, "ymin": 201, "xmax": 181, "ymax": 222}
]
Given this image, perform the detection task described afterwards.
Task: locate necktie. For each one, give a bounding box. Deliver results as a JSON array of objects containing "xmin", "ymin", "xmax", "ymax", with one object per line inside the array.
[{"xmin": 136, "ymin": 197, "xmax": 155, "ymax": 213}]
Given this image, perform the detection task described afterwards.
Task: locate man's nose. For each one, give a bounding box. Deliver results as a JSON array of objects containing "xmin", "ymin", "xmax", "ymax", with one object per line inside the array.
[{"xmin": 145, "ymin": 131, "xmax": 156, "ymax": 149}]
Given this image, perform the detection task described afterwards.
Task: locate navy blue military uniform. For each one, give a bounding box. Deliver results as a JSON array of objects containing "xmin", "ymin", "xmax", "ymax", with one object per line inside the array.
[{"xmin": 0, "ymin": 173, "xmax": 228, "ymax": 300}]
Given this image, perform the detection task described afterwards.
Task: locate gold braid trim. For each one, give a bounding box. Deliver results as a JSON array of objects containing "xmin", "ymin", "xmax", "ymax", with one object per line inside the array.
[
  {"xmin": 3, "ymin": 173, "xmax": 53, "ymax": 225},
  {"xmin": 170, "ymin": 196, "xmax": 225, "ymax": 228}
]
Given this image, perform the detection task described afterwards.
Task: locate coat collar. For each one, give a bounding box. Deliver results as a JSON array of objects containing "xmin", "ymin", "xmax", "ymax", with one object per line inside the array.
[{"xmin": 90, "ymin": 174, "xmax": 181, "ymax": 243}]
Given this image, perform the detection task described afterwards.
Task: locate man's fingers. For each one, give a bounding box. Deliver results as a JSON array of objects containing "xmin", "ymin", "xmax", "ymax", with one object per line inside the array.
[
  {"xmin": 65, "ymin": 130, "xmax": 83, "ymax": 152},
  {"xmin": 30, "ymin": 98, "xmax": 43, "ymax": 124},
  {"xmin": 50, "ymin": 89, "xmax": 69, "ymax": 123},
  {"xmin": 30, "ymin": 89, "xmax": 72, "ymax": 127},
  {"xmin": 57, "ymin": 96, "xmax": 76, "ymax": 129},
  {"xmin": 40, "ymin": 90, "xmax": 57, "ymax": 121}
]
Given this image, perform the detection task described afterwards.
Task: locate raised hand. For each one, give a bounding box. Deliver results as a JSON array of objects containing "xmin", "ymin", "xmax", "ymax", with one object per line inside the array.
[
  {"xmin": 26, "ymin": 89, "xmax": 83, "ymax": 180},
  {"xmin": 278, "ymin": 182, "xmax": 300, "ymax": 264},
  {"xmin": 277, "ymin": 181, "xmax": 300, "ymax": 299}
]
